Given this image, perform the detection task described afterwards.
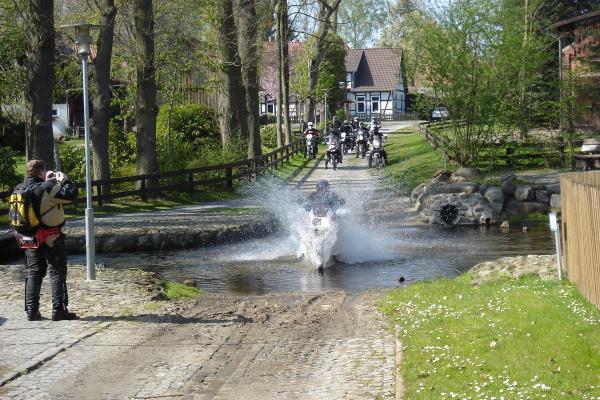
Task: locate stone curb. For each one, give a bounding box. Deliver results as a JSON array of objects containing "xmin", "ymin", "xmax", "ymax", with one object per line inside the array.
[
  {"xmin": 395, "ymin": 324, "xmax": 405, "ymax": 400},
  {"xmin": 0, "ymin": 322, "xmax": 111, "ymax": 387}
]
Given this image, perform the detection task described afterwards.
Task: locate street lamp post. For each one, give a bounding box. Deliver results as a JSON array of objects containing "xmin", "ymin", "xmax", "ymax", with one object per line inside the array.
[{"xmin": 59, "ymin": 24, "xmax": 102, "ymax": 281}]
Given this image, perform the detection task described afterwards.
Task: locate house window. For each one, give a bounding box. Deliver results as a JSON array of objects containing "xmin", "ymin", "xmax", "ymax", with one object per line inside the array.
[
  {"xmin": 357, "ymin": 96, "xmax": 365, "ymax": 113},
  {"xmin": 372, "ymin": 96, "xmax": 379, "ymax": 113},
  {"xmin": 267, "ymin": 103, "xmax": 274, "ymax": 114}
]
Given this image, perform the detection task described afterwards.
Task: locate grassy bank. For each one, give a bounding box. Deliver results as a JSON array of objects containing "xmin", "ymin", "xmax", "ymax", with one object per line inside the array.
[
  {"xmin": 380, "ymin": 275, "xmax": 600, "ymax": 399},
  {"xmin": 383, "ymin": 127, "xmax": 446, "ymax": 194}
]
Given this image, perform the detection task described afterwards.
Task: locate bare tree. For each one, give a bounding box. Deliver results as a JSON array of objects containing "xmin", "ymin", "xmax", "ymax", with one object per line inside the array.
[
  {"xmin": 234, "ymin": 0, "xmax": 262, "ymax": 158},
  {"xmin": 133, "ymin": 0, "xmax": 159, "ymax": 186},
  {"xmin": 91, "ymin": 0, "xmax": 117, "ymax": 194},
  {"xmin": 278, "ymin": 0, "xmax": 292, "ymax": 144},
  {"xmin": 305, "ymin": 0, "xmax": 342, "ymax": 123},
  {"xmin": 25, "ymin": 0, "xmax": 55, "ymax": 166}
]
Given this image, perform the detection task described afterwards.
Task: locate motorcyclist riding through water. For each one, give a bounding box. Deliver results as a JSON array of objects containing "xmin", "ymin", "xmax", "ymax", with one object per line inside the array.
[{"xmin": 305, "ymin": 179, "xmax": 345, "ymax": 213}]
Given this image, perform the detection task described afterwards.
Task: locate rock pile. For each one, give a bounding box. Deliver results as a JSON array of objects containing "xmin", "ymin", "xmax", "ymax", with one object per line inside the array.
[
  {"xmin": 411, "ymin": 168, "xmax": 561, "ymax": 225},
  {"xmin": 469, "ymin": 255, "xmax": 558, "ymax": 285}
]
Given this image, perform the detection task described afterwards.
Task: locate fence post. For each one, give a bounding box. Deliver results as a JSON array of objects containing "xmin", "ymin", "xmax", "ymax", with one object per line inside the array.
[
  {"xmin": 96, "ymin": 182, "xmax": 103, "ymax": 207},
  {"xmin": 558, "ymin": 136, "xmax": 566, "ymax": 168},
  {"xmin": 188, "ymin": 172, "xmax": 194, "ymax": 195},
  {"xmin": 140, "ymin": 178, "xmax": 147, "ymax": 201},
  {"xmin": 506, "ymin": 146, "xmax": 514, "ymax": 169},
  {"xmin": 226, "ymin": 167, "xmax": 233, "ymax": 190}
]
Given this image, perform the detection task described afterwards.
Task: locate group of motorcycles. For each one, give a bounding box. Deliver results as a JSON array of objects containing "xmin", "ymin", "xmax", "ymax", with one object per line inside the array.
[{"xmin": 304, "ymin": 125, "xmax": 387, "ymax": 170}]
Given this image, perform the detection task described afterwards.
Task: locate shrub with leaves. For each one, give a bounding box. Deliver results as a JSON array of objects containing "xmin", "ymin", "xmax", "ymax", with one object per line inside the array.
[
  {"xmin": 0, "ymin": 146, "xmax": 18, "ymax": 191},
  {"xmin": 58, "ymin": 143, "xmax": 85, "ymax": 183},
  {"xmin": 260, "ymin": 124, "xmax": 278, "ymax": 149},
  {"xmin": 108, "ymin": 120, "xmax": 136, "ymax": 177}
]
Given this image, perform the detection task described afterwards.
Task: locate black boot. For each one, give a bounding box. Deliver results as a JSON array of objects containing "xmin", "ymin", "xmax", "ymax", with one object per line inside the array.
[
  {"xmin": 52, "ymin": 309, "xmax": 78, "ymax": 321},
  {"xmin": 27, "ymin": 309, "xmax": 42, "ymax": 321}
]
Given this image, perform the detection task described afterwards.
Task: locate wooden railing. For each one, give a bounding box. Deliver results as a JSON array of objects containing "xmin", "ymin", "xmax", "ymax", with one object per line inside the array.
[
  {"xmin": 561, "ymin": 171, "xmax": 600, "ymax": 309},
  {"xmin": 418, "ymin": 121, "xmax": 569, "ymax": 169},
  {"xmin": 0, "ymin": 140, "xmax": 304, "ymax": 212}
]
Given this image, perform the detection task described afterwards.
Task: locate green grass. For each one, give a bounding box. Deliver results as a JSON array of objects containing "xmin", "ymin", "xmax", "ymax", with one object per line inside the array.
[
  {"xmin": 269, "ymin": 151, "xmax": 321, "ymax": 181},
  {"xmin": 380, "ymin": 275, "xmax": 600, "ymax": 399},
  {"xmin": 162, "ymin": 281, "xmax": 203, "ymax": 300},
  {"xmin": 383, "ymin": 127, "xmax": 447, "ymax": 194}
]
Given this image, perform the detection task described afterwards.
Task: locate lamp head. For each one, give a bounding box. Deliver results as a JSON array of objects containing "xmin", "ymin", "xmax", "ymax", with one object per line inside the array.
[{"xmin": 59, "ymin": 24, "xmax": 103, "ymax": 56}]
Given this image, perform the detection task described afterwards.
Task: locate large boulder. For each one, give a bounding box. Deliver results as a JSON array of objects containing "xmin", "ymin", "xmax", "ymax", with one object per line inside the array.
[
  {"xmin": 550, "ymin": 194, "xmax": 561, "ymax": 209},
  {"xmin": 418, "ymin": 192, "xmax": 498, "ymax": 225},
  {"xmin": 546, "ymin": 183, "xmax": 561, "ymax": 194},
  {"xmin": 484, "ymin": 186, "xmax": 505, "ymax": 214},
  {"xmin": 514, "ymin": 185, "xmax": 535, "ymax": 202},
  {"xmin": 450, "ymin": 167, "xmax": 482, "ymax": 183},
  {"xmin": 535, "ymin": 190, "xmax": 551, "ymax": 205},
  {"xmin": 501, "ymin": 180, "xmax": 516, "ymax": 196},
  {"xmin": 505, "ymin": 200, "xmax": 549, "ymax": 217}
]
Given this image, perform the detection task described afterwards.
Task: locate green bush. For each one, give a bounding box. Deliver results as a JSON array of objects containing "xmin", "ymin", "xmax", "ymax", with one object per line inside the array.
[
  {"xmin": 0, "ymin": 147, "xmax": 19, "ymax": 191},
  {"xmin": 259, "ymin": 113, "xmax": 277, "ymax": 125},
  {"xmin": 335, "ymin": 109, "xmax": 346, "ymax": 122},
  {"xmin": 260, "ymin": 124, "xmax": 278, "ymax": 149},
  {"xmin": 108, "ymin": 120, "xmax": 136, "ymax": 177},
  {"xmin": 156, "ymin": 104, "xmax": 221, "ymax": 170},
  {"xmin": 0, "ymin": 119, "xmax": 25, "ymax": 152},
  {"xmin": 58, "ymin": 144, "xmax": 86, "ymax": 183}
]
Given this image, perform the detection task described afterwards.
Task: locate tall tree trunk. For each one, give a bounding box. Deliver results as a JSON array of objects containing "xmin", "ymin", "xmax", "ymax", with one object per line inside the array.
[
  {"xmin": 275, "ymin": 0, "xmax": 284, "ymax": 148},
  {"xmin": 134, "ymin": 0, "xmax": 159, "ymax": 191},
  {"xmin": 218, "ymin": 0, "xmax": 248, "ymax": 150},
  {"xmin": 305, "ymin": 0, "xmax": 342, "ymax": 124},
  {"xmin": 234, "ymin": 0, "xmax": 262, "ymax": 158},
  {"xmin": 25, "ymin": 0, "xmax": 55, "ymax": 166},
  {"xmin": 91, "ymin": 0, "xmax": 116, "ymax": 194},
  {"xmin": 280, "ymin": 0, "xmax": 292, "ymax": 144}
]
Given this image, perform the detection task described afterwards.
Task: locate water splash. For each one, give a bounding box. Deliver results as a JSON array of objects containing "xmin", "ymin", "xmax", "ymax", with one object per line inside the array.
[{"xmin": 240, "ymin": 176, "xmax": 402, "ymax": 268}]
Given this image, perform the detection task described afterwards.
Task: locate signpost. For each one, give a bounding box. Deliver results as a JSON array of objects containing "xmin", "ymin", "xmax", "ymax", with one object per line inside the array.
[{"xmin": 549, "ymin": 212, "xmax": 563, "ymax": 280}]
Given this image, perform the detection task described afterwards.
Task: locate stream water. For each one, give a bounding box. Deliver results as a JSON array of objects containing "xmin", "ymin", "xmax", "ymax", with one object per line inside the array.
[{"xmin": 69, "ymin": 224, "xmax": 555, "ymax": 295}]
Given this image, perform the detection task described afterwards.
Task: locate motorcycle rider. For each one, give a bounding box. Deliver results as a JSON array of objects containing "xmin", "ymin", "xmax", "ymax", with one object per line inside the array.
[
  {"xmin": 368, "ymin": 122, "xmax": 389, "ymax": 165},
  {"xmin": 305, "ymin": 179, "xmax": 345, "ymax": 212},
  {"xmin": 356, "ymin": 122, "xmax": 370, "ymax": 158},
  {"xmin": 302, "ymin": 121, "xmax": 320, "ymax": 158},
  {"xmin": 350, "ymin": 116, "xmax": 360, "ymax": 131},
  {"xmin": 331, "ymin": 115, "xmax": 342, "ymax": 133}
]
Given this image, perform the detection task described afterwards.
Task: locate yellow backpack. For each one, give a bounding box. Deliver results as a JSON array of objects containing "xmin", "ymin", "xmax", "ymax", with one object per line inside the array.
[{"xmin": 8, "ymin": 184, "xmax": 40, "ymax": 234}]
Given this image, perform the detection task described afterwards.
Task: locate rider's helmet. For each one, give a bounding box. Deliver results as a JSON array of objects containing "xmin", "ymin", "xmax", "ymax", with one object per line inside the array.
[
  {"xmin": 307, "ymin": 122, "xmax": 314, "ymax": 129},
  {"xmin": 371, "ymin": 117, "xmax": 377, "ymax": 125},
  {"xmin": 316, "ymin": 179, "xmax": 330, "ymax": 192},
  {"xmin": 332, "ymin": 116, "xmax": 338, "ymax": 122},
  {"xmin": 343, "ymin": 120, "xmax": 349, "ymax": 125},
  {"xmin": 353, "ymin": 117, "xmax": 359, "ymax": 123}
]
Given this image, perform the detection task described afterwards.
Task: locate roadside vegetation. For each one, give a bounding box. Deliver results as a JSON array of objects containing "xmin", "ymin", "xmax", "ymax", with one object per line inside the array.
[
  {"xmin": 383, "ymin": 126, "xmax": 445, "ymax": 194},
  {"xmin": 380, "ymin": 275, "xmax": 600, "ymax": 399},
  {"xmin": 161, "ymin": 281, "xmax": 203, "ymax": 300}
]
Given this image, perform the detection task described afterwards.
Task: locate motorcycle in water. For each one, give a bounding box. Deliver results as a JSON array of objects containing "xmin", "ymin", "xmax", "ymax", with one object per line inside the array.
[
  {"xmin": 355, "ymin": 129, "xmax": 368, "ymax": 158},
  {"xmin": 324, "ymin": 138, "xmax": 341, "ymax": 170},
  {"xmin": 294, "ymin": 204, "xmax": 346, "ymax": 270},
  {"xmin": 304, "ymin": 133, "xmax": 316, "ymax": 159},
  {"xmin": 369, "ymin": 136, "xmax": 386, "ymax": 169}
]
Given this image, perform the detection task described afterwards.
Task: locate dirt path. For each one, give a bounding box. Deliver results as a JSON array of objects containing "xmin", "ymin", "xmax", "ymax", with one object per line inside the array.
[
  {"xmin": 1, "ymin": 291, "xmax": 395, "ymax": 400},
  {"xmin": 1, "ymin": 124, "xmax": 418, "ymax": 399}
]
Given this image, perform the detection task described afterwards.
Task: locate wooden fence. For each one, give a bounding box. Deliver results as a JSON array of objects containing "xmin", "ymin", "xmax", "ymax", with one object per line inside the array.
[
  {"xmin": 560, "ymin": 172, "xmax": 600, "ymax": 309},
  {"xmin": 0, "ymin": 140, "xmax": 304, "ymax": 213},
  {"xmin": 418, "ymin": 121, "xmax": 568, "ymax": 169}
]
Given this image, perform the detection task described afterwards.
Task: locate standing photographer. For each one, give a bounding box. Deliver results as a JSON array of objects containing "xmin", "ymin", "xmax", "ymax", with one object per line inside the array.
[{"xmin": 17, "ymin": 160, "xmax": 78, "ymax": 321}]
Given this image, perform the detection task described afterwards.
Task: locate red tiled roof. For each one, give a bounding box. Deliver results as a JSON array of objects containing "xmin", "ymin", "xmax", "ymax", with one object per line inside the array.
[{"xmin": 349, "ymin": 48, "xmax": 403, "ymax": 92}]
